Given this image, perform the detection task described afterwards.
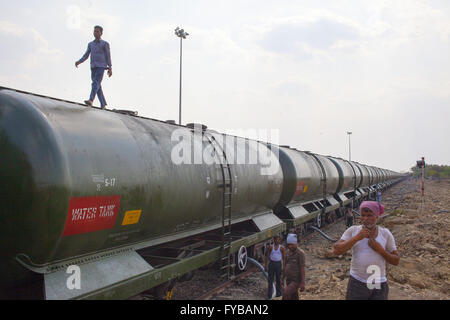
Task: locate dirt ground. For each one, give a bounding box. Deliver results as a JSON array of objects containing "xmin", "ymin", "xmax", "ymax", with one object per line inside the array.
[{"xmin": 287, "ymin": 178, "xmax": 450, "ymax": 300}]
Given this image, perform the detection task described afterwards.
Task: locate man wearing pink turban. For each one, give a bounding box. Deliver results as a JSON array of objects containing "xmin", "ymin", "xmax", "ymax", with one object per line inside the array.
[{"xmin": 333, "ymin": 201, "xmax": 399, "ymax": 300}]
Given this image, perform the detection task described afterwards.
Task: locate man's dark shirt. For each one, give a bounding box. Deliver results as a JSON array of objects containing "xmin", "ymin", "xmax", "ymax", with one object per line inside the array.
[{"xmin": 285, "ymin": 248, "xmax": 305, "ymax": 283}]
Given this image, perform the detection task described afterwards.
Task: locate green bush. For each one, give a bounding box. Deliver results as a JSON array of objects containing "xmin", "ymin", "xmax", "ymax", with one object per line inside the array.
[{"xmin": 410, "ymin": 164, "xmax": 450, "ymax": 179}]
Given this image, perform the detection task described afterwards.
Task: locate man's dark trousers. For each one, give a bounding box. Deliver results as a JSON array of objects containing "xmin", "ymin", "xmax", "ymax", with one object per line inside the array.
[
  {"xmin": 90, "ymin": 67, "xmax": 107, "ymax": 107},
  {"xmin": 267, "ymin": 260, "xmax": 282, "ymax": 299},
  {"xmin": 345, "ymin": 276, "xmax": 389, "ymax": 300}
]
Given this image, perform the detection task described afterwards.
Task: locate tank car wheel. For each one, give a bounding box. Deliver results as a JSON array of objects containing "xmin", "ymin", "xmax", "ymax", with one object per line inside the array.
[
  {"xmin": 326, "ymin": 212, "xmax": 334, "ymax": 224},
  {"xmin": 237, "ymin": 246, "xmax": 248, "ymax": 271},
  {"xmin": 298, "ymin": 224, "xmax": 306, "ymax": 237},
  {"xmin": 179, "ymin": 271, "xmax": 194, "ymax": 282},
  {"xmin": 253, "ymin": 243, "xmax": 265, "ymax": 262},
  {"xmin": 332, "ymin": 212, "xmax": 336, "ymax": 223},
  {"xmin": 150, "ymin": 282, "xmax": 172, "ymax": 300}
]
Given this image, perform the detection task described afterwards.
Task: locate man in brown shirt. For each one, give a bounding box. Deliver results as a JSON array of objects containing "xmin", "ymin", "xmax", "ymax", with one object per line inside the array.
[{"xmin": 282, "ymin": 233, "xmax": 306, "ymax": 300}]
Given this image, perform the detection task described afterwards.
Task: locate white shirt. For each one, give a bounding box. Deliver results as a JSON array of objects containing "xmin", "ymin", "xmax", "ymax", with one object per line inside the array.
[
  {"xmin": 269, "ymin": 245, "xmax": 282, "ymax": 262},
  {"xmin": 341, "ymin": 225, "xmax": 397, "ymax": 283}
]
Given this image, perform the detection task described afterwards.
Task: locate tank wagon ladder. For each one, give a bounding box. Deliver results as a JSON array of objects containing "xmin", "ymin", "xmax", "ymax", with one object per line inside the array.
[{"xmin": 203, "ymin": 132, "xmax": 233, "ymax": 279}]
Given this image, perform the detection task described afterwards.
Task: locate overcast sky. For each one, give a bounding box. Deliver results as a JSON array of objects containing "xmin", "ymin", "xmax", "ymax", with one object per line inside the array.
[{"xmin": 1, "ymin": 0, "xmax": 449, "ymax": 172}]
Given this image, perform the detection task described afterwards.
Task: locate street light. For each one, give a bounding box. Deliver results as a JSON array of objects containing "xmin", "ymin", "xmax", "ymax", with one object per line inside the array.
[
  {"xmin": 175, "ymin": 27, "xmax": 189, "ymax": 125},
  {"xmin": 347, "ymin": 131, "xmax": 352, "ymax": 161}
]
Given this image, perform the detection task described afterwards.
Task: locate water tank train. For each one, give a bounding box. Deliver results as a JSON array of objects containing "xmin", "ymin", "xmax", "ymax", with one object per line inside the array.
[{"xmin": 0, "ymin": 86, "xmax": 404, "ymax": 299}]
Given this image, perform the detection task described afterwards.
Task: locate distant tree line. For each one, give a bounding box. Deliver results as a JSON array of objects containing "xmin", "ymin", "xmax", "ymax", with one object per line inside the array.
[{"xmin": 411, "ymin": 164, "xmax": 450, "ymax": 179}]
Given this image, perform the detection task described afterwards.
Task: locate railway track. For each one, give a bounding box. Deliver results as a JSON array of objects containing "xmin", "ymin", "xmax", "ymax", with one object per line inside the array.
[{"xmin": 195, "ymin": 267, "xmax": 258, "ymax": 300}]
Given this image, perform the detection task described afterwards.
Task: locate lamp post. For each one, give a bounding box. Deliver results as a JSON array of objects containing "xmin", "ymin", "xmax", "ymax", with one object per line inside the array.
[
  {"xmin": 175, "ymin": 27, "xmax": 189, "ymax": 125},
  {"xmin": 347, "ymin": 131, "xmax": 352, "ymax": 161}
]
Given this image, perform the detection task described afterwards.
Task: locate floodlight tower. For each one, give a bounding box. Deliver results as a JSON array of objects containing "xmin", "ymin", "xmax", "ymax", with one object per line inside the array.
[
  {"xmin": 175, "ymin": 27, "xmax": 189, "ymax": 125},
  {"xmin": 347, "ymin": 131, "xmax": 352, "ymax": 161}
]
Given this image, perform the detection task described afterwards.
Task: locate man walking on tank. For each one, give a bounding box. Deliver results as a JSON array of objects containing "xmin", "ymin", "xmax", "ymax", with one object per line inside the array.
[
  {"xmin": 75, "ymin": 25, "xmax": 112, "ymax": 109},
  {"xmin": 282, "ymin": 233, "xmax": 306, "ymax": 300},
  {"xmin": 333, "ymin": 201, "xmax": 399, "ymax": 300},
  {"xmin": 265, "ymin": 235, "xmax": 285, "ymax": 299}
]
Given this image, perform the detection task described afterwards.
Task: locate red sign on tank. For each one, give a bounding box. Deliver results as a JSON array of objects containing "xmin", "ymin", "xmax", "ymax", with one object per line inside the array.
[
  {"xmin": 295, "ymin": 181, "xmax": 304, "ymax": 195},
  {"xmin": 63, "ymin": 195, "xmax": 121, "ymax": 236}
]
